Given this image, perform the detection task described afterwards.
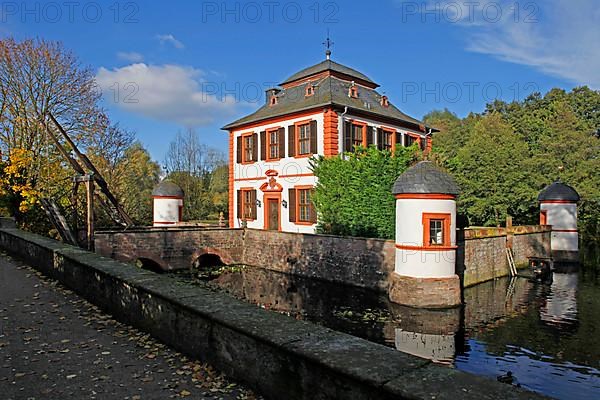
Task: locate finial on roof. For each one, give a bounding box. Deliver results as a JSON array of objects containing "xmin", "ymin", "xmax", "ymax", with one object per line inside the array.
[{"xmin": 323, "ymin": 30, "xmax": 334, "ymax": 60}]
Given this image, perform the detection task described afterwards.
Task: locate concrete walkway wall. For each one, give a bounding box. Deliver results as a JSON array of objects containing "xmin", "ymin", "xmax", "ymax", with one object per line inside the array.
[{"xmin": 0, "ymin": 226, "xmax": 546, "ymax": 400}]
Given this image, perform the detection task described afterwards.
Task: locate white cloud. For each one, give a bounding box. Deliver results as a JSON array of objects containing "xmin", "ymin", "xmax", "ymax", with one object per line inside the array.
[
  {"xmin": 416, "ymin": 0, "xmax": 600, "ymax": 88},
  {"xmin": 156, "ymin": 34, "xmax": 185, "ymax": 49},
  {"xmin": 117, "ymin": 51, "xmax": 144, "ymax": 63},
  {"xmin": 95, "ymin": 63, "xmax": 241, "ymax": 127}
]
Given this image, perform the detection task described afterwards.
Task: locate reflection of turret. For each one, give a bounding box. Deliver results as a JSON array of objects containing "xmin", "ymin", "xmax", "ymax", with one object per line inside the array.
[
  {"xmin": 389, "ymin": 305, "xmax": 462, "ymax": 364},
  {"xmin": 395, "ymin": 330, "xmax": 457, "ymax": 364},
  {"xmin": 540, "ymin": 272, "xmax": 578, "ymax": 330}
]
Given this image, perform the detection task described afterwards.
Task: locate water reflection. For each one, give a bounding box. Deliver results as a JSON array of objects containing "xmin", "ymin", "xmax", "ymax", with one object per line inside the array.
[
  {"xmin": 394, "ymin": 330, "xmax": 457, "ymax": 364},
  {"xmin": 540, "ymin": 272, "xmax": 578, "ymax": 329},
  {"xmin": 200, "ymin": 253, "xmax": 600, "ymax": 400}
]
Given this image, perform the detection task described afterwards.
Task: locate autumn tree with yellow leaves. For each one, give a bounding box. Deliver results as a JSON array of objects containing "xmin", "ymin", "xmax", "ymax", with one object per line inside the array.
[{"xmin": 0, "ymin": 37, "xmax": 159, "ymax": 231}]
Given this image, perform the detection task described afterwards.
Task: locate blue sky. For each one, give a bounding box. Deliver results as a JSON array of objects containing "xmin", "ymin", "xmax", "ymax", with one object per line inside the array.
[{"xmin": 2, "ymin": 0, "xmax": 598, "ymax": 164}]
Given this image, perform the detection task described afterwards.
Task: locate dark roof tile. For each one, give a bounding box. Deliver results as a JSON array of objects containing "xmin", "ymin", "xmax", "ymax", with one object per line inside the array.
[
  {"xmin": 222, "ymin": 76, "xmax": 424, "ymax": 130},
  {"xmin": 152, "ymin": 181, "xmax": 184, "ymax": 197},
  {"xmin": 538, "ymin": 181, "xmax": 580, "ymax": 202},
  {"xmin": 281, "ymin": 59, "xmax": 377, "ymax": 87},
  {"xmin": 392, "ymin": 161, "xmax": 459, "ymax": 195}
]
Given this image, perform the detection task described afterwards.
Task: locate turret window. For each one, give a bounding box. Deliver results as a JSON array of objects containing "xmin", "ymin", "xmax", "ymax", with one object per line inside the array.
[
  {"xmin": 422, "ymin": 213, "xmax": 451, "ymax": 248},
  {"xmin": 429, "ymin": 220, "xmax": 443, "ymax": 245}
]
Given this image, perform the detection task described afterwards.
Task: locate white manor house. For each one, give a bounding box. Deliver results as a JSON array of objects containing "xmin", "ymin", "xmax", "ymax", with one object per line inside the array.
[{"xmin": 223, "ymin": 53, "xmax": 433, "ymax": 233}]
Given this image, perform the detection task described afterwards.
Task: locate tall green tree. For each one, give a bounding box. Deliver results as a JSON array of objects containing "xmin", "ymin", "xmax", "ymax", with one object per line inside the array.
[
  {"xmin": 432, "ymin": 87, "xmax": 599, "ymax": 240},
  {"xmin": 450, "ymin": 113, "xmax": 537, "ymax": 226}
]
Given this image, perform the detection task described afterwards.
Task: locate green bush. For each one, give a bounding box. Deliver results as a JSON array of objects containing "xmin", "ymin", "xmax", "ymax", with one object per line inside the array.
[{"xmin": 310, "ymin": 145, "xmax": 419, "ymax": 239}]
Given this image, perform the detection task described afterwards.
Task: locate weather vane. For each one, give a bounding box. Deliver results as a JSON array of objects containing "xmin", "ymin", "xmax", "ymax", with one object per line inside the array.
[{"xmin": 323, "ymin": 30, "xmax": 334, "ymax": 60}]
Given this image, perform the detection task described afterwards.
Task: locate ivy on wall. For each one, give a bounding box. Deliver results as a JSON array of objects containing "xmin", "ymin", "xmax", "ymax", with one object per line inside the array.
[{"xmin": 310, "ymin": 145, "xmax": 420, "ymax": 239}]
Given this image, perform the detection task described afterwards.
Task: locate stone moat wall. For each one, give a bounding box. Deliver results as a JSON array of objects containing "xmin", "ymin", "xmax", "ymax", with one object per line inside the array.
[
  {"xmin": 0, "ymin": 224, "xmax": 547, "ymax": 400},
  {"xmin": 457, "ymin": 225, "xmax": 551, "ymax": 287},
  {"xmin": 95, "ymin": 225, "xmax": 551, "ymax": 289}
]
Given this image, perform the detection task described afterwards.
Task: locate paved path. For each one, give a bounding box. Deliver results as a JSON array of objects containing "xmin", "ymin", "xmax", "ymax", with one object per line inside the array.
[{"xmin": 0, "ymin": 252, "xmax": 260, "ymax": 400}]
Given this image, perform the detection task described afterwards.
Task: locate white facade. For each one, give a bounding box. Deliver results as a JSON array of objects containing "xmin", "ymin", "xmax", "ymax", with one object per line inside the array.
[
  {"xmin": 541, "ymin": 202, "xmax": 578, "ymax": 252},
  {"xmin": 394, "ymin": 198, "xmax": 457, "ymax": 278},
  {"xmin": 231, "ymin": 110, "xmax": 427, "ymax": 233},
  {"xmin": 231, "ymin": 111, "xmax": 323, "ymax": 234},
  {"xmin": 153, "ymin": 197, "xmax": 183, "ymax": 227}
]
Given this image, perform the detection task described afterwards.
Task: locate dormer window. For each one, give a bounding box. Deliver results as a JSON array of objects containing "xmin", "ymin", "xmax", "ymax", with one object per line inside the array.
[
  {"xmin": 349, "ymin": 84, "xmax": 358, "ymax": 98},
  {"xmin": 305, "ymin": 85, "xmax": 315, "ymax": 97},
  {"xmin": 270, "ymin": 96, "xmax": 278, "ymax": 106},
  {"xmin": 381, "ymin": 95, "xmax": 389, "ymax": 107}
]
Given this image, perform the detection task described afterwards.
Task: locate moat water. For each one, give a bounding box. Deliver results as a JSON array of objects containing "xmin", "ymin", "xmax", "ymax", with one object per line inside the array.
[{"xmin": 184, "ymin": 245, "xmax": 600, "ymax": 399}]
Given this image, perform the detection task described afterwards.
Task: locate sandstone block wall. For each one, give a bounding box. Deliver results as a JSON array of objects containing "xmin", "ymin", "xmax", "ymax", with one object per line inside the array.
[
  {"xmin": 458, "ymin": 226, "xmax": 551, "ymax": 287},
  {"xmin": 95, "ymin": 225, "xmax": 550, "ymax": 290}
]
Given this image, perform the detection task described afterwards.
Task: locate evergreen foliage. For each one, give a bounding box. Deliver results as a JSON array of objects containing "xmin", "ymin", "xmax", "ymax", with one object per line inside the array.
[
  {"xmin": 310, "ymin": 145, "xmax": 419, "ymax": 239},
  {"xmin": 428, "ymin": 87, "xmax": 600, "ymax": 241}
]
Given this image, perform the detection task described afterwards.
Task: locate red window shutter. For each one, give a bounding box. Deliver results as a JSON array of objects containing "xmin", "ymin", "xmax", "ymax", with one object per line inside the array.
[
  {"xmin": 310, "ymin": 120, "xmax": 318, "ymax": 154},
  {"xmin": 288, "ymin": 125, "xmax": 296, "ymax": 157},
  {"xmin": 288, "ymin": 188, "xmax": 296, "ymax": 222},
  {"xmin": 237, "ymin": 190, "xmax": 242, "ymax": 219},
  {"xmin": 278, "ymin": 128, "xmax": 285, "ymax": 158},
  {"xmin": 250, "ymin": 190, "xmax": 257, "ymax": 220},
  {"xmin": 309, "ymin": 190, "xmax": 317, "ymax": 223},
  {"xmin": 366, "ymin": 126, "xmax": 374, "ymax": 147},
  {"xmin": 252, "ymin": 133, "xmax": 258, "ymax": 161},
  {"xmin": 343, "ymin": 121, "xmax": 351, "ymax": 153},
  {"xmin": 260, "ymin": 131, "xmax": 266, "ymax": 160},
  {"xmin": 236, "ymin": 137, "xmax": 242, "ymax": 163},
  {"xmin": 377, "ymin": 128, "xmax": 384, "ymax": 150}
]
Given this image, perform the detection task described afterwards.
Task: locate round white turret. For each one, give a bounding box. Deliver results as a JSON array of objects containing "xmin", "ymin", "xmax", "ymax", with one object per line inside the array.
[
  {"xmin": 388, "ymin": 161, "xmax": 461, "ymax": 308},
  {"xmin": 152, "ymin": 181, "xmax": 184, "ymax": 227},
  {"xmin": 538, "ymin": 181, "xmax": 580, "ymax": 254},
  {"xmin": 392, "ymin": 161, "xmax": 459, "ymax": 278}
]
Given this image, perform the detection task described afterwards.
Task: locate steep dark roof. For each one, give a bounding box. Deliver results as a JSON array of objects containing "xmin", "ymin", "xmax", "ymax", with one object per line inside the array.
[
  {"xmin": 152, "ymin": 181, "xmax": 184, "ymax": 198},
  {"xmin": 281, "ymin": 59, "xmax": 378, "ymax": 87},
  {"xmin": 222, "ymin": 75, "xmax": 425, "ymax": 130},
  {"xmin": 392, "ymin": 161, "xmax": 460, "ymax": 195},
  {"xmin": 538, "ymin": 181, "xmax": 580, "ymax": 202}
]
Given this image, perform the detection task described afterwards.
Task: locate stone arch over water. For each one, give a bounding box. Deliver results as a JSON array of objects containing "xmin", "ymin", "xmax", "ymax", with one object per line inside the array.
[{"xmin": 135, "ymin": 257, "xmax": 165, "ymax": 273}]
